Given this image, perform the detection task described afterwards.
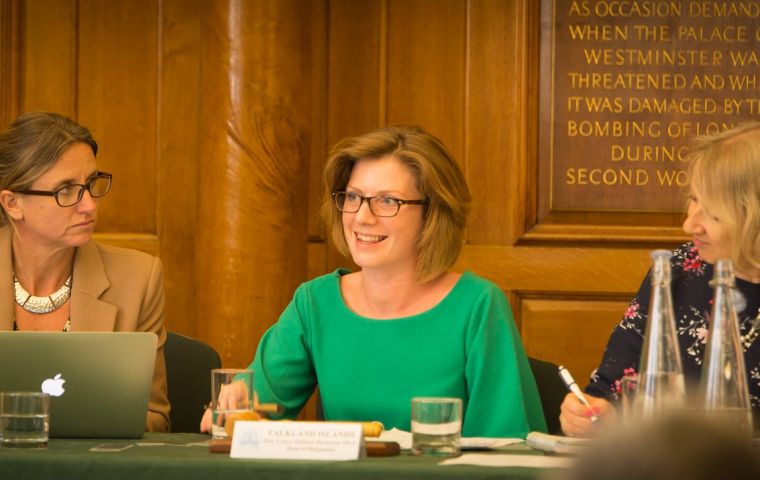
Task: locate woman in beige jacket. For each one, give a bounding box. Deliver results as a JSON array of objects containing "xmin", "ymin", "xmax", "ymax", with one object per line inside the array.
[{"xmin": 0, "ymin": 112, "xmax": 170, "ymax": 432}]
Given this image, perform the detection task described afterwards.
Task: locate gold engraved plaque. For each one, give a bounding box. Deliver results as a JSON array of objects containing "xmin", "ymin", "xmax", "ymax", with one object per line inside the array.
[{"xmin": 539, "ymin": 0, "xmax": 760, "ymax": 212}]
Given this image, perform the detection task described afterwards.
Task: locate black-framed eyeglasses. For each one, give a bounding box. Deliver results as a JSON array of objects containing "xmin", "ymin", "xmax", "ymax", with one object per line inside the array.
[
  {"xmin": 332, "ymin": 191, "xmax": 427, "ymax": 217},
  {"xmin": 14, "ymin": 172, "xmax": 113, "ymax": 207}
]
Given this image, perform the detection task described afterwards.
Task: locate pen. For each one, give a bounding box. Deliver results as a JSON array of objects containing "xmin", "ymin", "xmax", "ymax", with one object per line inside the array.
[{"xmin": 558, "ymin": 365, "xmax": 599, "ymax": 423}]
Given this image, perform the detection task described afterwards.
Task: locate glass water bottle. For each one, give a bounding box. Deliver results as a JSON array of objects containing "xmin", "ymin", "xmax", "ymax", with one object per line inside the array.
[
  {"xmin": 634, "ymin": 250, "xmax": 686, "ymax": 418},
  {"xmin": 698, "ymin": 259, "xmax": 753, "ymax": 436}
]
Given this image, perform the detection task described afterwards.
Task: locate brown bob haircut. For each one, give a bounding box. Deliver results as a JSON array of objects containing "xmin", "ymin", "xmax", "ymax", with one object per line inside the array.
[
  {"xmin": 0, "ymin": 112, "xmax": 98, "ymax": 226},
  {"xmin": 321, "ymin": 125, "xmax": 471, "ymax": 282}
]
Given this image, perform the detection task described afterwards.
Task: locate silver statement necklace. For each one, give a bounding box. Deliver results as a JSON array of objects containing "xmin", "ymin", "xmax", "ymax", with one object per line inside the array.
[{"xmin": 14, "ymin": 275, "xmax": 72, "ymax": 314}]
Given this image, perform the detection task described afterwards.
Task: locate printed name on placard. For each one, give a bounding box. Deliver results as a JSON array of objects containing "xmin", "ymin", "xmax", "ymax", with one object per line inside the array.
[{"xmin": 230, "ymin": 421, "xmax": 364, "ymax": 461}]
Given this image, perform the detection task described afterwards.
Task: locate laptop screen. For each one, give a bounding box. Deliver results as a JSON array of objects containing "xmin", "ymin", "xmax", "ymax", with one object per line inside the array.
[{"xmin": 0, "ymin": 332, "xmax": 156, "ymax": 438}]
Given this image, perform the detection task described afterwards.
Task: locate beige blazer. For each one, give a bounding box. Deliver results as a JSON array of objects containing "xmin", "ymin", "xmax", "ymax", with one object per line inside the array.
[{"xmin": 0, "ymin": 226, "xmax": 171, "ymax": 432}]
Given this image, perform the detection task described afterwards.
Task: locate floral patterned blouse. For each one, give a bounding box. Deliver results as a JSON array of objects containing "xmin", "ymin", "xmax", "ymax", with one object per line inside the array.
[{"xmin": 585, "ymin": 242, "xmax": 760, "ymax": 420}]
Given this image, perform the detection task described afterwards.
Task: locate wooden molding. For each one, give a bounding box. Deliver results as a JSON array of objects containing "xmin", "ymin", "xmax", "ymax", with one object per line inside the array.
[
  {"xmin": 521, "ymin": 223, "xmax": 688, "ymax": 245},
  {"xmin": 0, "ymin": 0, "xmax": 19, "ymax": 126},
  {"xmin": 92, "ymin": 232, "xmax": 159, "ymax": 256}
]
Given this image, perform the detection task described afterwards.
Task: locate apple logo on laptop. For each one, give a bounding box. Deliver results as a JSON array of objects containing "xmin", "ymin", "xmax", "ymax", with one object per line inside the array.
[{"xmin": 41, "ymin": 373, "xmax": 66, "ymax": 397}]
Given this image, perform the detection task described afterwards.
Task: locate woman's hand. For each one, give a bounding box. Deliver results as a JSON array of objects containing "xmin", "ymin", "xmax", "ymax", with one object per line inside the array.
[
  {"xmin": 559, "ymin": 392, "xmax": 616, "ymax": 437},
  {"xmin": 199, "ymin": 380, "xmax": 251, "ymax": 433}
]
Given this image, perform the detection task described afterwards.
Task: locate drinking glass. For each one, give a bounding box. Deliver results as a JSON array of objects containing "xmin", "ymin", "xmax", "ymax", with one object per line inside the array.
[
  {"xmin": 0, "ymin": 392, "xmax": 49, "ymax": 448},
  {"xmin": 210, "ymin": 369, "xmax": 254, "ymax": 440},
  {"xmin": 410, "ymin": 397, "xmax": 462, "ymax": 457}
]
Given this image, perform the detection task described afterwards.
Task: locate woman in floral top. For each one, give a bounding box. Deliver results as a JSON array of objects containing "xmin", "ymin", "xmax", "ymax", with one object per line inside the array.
[{"xmin": 560, "ymin": 122, "xmax": 760, "ymax": 437}]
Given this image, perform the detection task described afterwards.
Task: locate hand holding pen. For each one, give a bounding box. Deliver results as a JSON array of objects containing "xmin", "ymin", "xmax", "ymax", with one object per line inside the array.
[{"xmin": 558, "ymin": 366, "xmax": 599, "ymax": 423}]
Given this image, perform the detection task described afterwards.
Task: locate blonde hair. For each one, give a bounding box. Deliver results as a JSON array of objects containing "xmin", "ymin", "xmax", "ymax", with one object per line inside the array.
[
  {"xmin": 321, "ymin": 125, "xmax": 471, "ymax": 282},
  {"xmin": 0, "ymin": 112, "xmax": 98, "ymax": 226},
  {"xmin": 687, "ymin": 121, "xmax": 760, "ymax": 270}
]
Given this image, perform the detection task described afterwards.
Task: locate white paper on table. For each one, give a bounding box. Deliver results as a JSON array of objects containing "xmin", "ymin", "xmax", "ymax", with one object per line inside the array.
[
  {"xmin": 460, "ymin": 437, "xmax": 523, "ymax": 449},
  {"xmin": 440, "ymin": 453, "xmax": 576, "ymax": 468},
  {"xmin": 373, "ymin": 428, "xmax": 523, "ymax": 451}
]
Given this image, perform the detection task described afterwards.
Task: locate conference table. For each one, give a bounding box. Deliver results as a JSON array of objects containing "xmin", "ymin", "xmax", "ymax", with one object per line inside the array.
[{"xmin": 0, "ymin": 433, "xmax": 567, "ymax": 480}]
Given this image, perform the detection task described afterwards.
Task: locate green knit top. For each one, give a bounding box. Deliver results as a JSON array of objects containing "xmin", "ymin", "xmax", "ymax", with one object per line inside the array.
[{"xmin": 250, "ymin": 269, "xmax": 547, "ymax": 437}]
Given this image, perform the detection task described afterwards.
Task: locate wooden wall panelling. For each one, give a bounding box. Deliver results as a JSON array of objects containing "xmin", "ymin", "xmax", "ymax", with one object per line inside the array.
[
  {"xmin": 456, "ymin": 245, "xmax": 651, "ymax": 297},
  {"xmin": 77, "ymin": 0, "xmax": 159, "ymax": 234},
  {"xmin": 196, "ymin": 0, "xmax": 313, "ymax": 368},
  {"xmin": 456, "ymin": 243, "xmax": 652, "ymax": 373},
  {"xmin": 307, "ymin": 0, "xmax": 327, "ymax": 243},
  {"xmin": 157, "ymin": 0, "xmax": 201, "ymax": 336},
  {"xmin": 326, "ymin": 0, "xmax": 384, "ymax": 146},
  {"xmin": 0, "ymin": 0, "xmax": 19, "ymax": 126},
  {"xmin": 524, "ymin": 220, "xmax": 688, "ymax": 244},
  {"xmin": 466, "ymin": 0, "xmax": 535, "ymax": 245},
  {"xmin": 385, "ymin": 0, "xmax": 466, "ymax": 161},
  {"xmin": 92, "ymin": 232, "xmax": 158, "ymax": 257},
  {"xmin": 305, "ymin": 0, "xmax": 328, "ymax": 416},
  {"xmin": 520, "ymin": 296, "xmax": 628, "ymax": 388},
  {"xmin": 19, "ymin": 0, "xmax": 76, "ymax": 116},
  {"xmin": 323, "ymin": 0, "xmax": 385, "ymax": 273}
]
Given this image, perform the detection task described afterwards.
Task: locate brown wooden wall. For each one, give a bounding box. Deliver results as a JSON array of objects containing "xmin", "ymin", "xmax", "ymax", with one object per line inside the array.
[{"xmin": 0, "ymin": 0, "xmax": 686, "ymax": 415}]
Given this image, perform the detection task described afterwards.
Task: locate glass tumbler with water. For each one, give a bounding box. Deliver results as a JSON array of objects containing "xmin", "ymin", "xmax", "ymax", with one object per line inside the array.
[
  {"xmin": 0, "ymin": 392, "xmax": 49, "ymax": 448},
  {"xmin": 411, "ymin": 397, "xmax": 462, "ymax": 457},
  {"xmin": 210, "ymin": 369, "xmax": 254, "ymax": 439}
]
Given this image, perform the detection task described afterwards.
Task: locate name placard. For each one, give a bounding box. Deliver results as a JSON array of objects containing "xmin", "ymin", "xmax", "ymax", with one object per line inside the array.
[{"xmin": 229, "ymin": 421, "xmax": 364, "ymax": 461}]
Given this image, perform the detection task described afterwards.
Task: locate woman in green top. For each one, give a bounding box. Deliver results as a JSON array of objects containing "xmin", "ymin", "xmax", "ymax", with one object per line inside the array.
[{"xmin": 201, "ymin": 125, "xmax": 545, "ymax": 437}]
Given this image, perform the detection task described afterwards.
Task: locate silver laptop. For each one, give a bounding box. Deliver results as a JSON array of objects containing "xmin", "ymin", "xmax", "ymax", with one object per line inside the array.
[{"xmin": 0, "ymin": 332, "xmax": 156, "ymax": 438}]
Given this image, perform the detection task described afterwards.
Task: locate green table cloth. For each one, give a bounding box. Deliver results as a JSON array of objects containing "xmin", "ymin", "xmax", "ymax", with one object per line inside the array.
[{"xmin": 0, "ymin": 433, "xmax": 560, "ymax": 480}]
